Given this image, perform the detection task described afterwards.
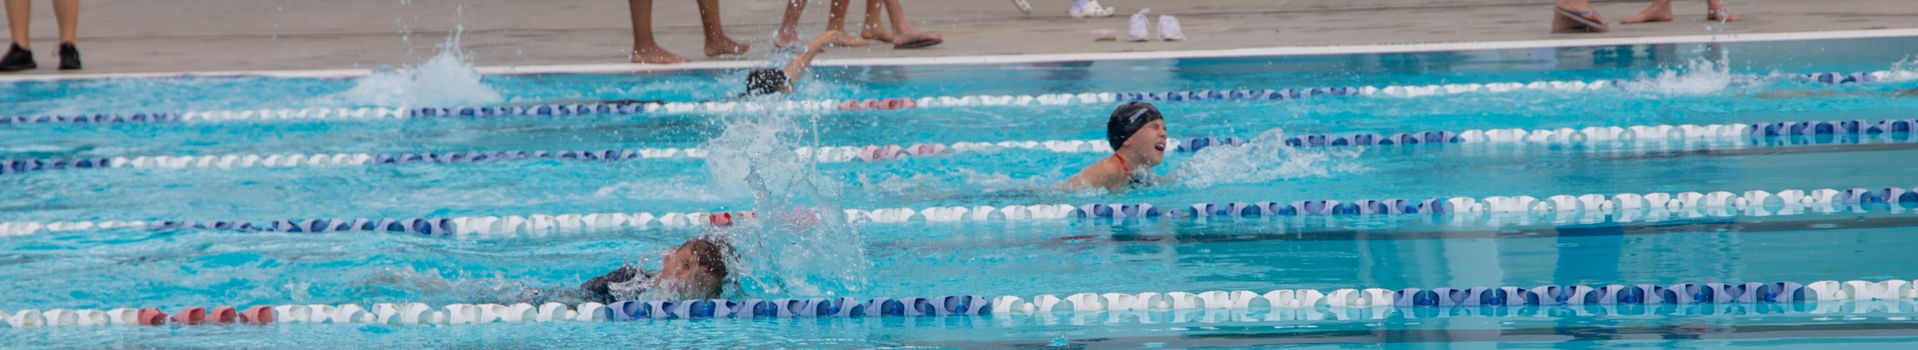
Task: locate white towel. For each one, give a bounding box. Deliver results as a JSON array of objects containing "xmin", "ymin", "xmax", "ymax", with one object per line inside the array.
[
  {"xmin": 1159, "ymin": 15, "xmax": 1185, "ymax": 41},
  {"xmin": 1127, "ymin": 8, "xmax": 1152, "ymax": 42}
]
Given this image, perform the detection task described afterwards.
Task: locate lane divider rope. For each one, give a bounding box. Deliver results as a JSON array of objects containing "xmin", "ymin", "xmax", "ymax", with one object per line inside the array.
[
  {"xmin": 6, "ymin": 279, "xmax": 1917, "ymax": 327},
  {"xmin": 2, "ymin": 186, "xmax": 1914, "ymax": 238},
  {"xmin": 7, "ymin": 117, "xmax": 1915, "ymax": 176},
  {"xmin": 0, "ymin": 71, "xmax": 1900, "ymax": 125}
]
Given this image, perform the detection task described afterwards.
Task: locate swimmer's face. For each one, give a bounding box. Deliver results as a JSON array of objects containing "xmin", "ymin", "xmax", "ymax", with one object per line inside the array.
[
  {"xmin": 1122, "ymin": 119, "xmax": 1169, "ymax": 167},
  {"xmin": 657, "ymin": 246, "xmax": 725, "ymax": 298}
]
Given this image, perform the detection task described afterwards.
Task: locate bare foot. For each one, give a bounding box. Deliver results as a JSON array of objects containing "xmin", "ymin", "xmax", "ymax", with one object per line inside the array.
[
  {"xmin": 632, "ymin": 45, "xmax": 689, "ymax": 64},
  {"xmin": 892, "ymin": 32, "xmax": 942, "ymax": 46},
  {"xmin": 1551, "ymin": 0, "xmax": 1608, "ymax": 33},
  {"xmin": 1621, "ymin": 2, "xmax": 1673, "ymax": 24},
  {"xmin": 704, "ymin": 36, "xmax": 751, "ymax": 58},
  {"xmin": 1707, "ymin": 9, "xmax": 1740, "ymax": 22},
  {"xmin": 829, "ymin": 35, "xmax": 870, "ymax": 48},
  {"xmin": 774, "ymin": 30, "xmax": 801, "ymax": 49},
  {"xmin": 860, "ymin": 27, "xmax": 895, "ymax": 43}
]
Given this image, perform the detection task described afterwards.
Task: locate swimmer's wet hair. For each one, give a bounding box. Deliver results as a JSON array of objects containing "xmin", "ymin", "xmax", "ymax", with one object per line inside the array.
[
  {"xmin": 744, "ymin": 69, "xmax": 789, "ymax": 96},
  {"xmin": 679, "ymin": 236, "xmax": 732, "ymax": 278}
]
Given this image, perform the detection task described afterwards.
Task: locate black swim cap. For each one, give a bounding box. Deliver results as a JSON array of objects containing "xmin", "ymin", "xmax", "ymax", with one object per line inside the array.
[
  {"xmin": 1106, "ymin": 102, "xmax": 1164, "ymax": 151},
  {"xmin": 744, "ymin": 69, "xmax": 789, "ymax": 96}
]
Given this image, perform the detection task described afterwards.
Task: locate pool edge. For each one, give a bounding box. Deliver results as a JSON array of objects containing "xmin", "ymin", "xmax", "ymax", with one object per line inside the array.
[{"xmin": 1, "ymin": 28, "xmax": 1915, "ymax": 83}]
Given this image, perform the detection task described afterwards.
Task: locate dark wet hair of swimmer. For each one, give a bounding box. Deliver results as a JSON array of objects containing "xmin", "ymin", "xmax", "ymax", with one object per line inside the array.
[{"xmin": 742, "ymin": 68, "xmax": 791, "ymax": 97}]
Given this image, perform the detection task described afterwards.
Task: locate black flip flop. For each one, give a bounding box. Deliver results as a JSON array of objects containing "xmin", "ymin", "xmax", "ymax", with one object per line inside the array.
[
  {"xmin": 1554, "ymin": 8, "xmax": 1610, "ymax": 33},
  {"xmin": 894, "ymin": 34, "xmax": 943, "ymax": 49}
]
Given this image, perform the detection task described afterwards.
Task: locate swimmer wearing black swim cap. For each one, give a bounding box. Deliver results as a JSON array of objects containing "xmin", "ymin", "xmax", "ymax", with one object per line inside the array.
[
  {"xmin": 1062, "ymin": 102, "xmax": 1169, "ymax": 192},
  {"xmin": 741, "ymin": 30, "xmax": 842, "ymax": 97}
]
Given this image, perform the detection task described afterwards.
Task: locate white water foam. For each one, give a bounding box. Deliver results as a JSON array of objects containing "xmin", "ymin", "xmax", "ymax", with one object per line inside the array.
[
  {"xmin": 1886, "ymin": 55, "xmax": 1918, "ymax": 83},
  {"xmin": 328, "ymin": 27, "xmax": 503, "ymax": 107},
  {"xmin": 1627, "ymin": 58, "xmax": 1735, "ymax": 95},
  {"xmin": 1170, "ymin": 129, "xmax": 1363, "ymax": 188},
  {"xmin": 703, "ymin": 110, "xmax": 871, "ymax": 298}
]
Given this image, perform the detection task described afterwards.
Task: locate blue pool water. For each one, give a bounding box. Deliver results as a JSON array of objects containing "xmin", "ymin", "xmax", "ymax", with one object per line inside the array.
[{"xmin": 4, "ymin": 34, "xmax": 1918, "ymax": 348}]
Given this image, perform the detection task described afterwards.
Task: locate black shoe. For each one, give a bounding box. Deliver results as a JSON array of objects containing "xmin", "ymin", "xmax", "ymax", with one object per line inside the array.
[
  {"xmin": 0, "ymin": 44, "xmax": 34, "ymax": 72},
  {"xmin": 58, "ymin": 43, "xmax": 80, "ymax": 70}
]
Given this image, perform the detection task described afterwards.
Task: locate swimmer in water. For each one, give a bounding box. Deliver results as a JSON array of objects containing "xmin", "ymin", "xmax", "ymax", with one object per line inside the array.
[
  {"xmin": 535, "ymin": 30, "xmax": 841, "ymax": 107},
  {"xmin": 741, "ymin": 30, "xmax": 841, "ymax": 97},
  {"xmin": 516, "ymin": 210, "xmax": 820, "ymax": 303},
  {"xmin": 577, "ymin": 235, "xmax": 733, "ymax": 302},
  {"xmin": 1060, "ymin": 102, "xmax": 1170, "ymax": 192}
]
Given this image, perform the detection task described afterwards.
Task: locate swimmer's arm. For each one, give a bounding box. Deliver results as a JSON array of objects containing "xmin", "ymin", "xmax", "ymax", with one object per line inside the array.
[
  {"xmin": 580, "ymin": 265, "xmax": 641, "ymax": 297},
  {"xmin": 1057, "ymin": 167, "xmax": 1097, "ymax": 191},
  {"xmin": 784, "ymin": 30, "xmax": 842, "ymax": 82},
  {"xmin": 1058, "ymin": 160, "xmax": 1122, "ymax": 192}
]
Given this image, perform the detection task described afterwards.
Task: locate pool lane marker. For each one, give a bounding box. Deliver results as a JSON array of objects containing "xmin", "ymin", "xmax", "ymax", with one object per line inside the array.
[
  {"xmin": 2, "ymin": 186, "xmax": 1913, "ymax": 238},
  {"xmin": 7, "ymin": 279, "xmax": 1918, "ymax": 327},
  {"xmin": 0, "ymin": 70, "xmax": 1904, "ymax": 125},
  {"xmin": 6, "ymin": 117, "xmax": 1916, "ymax": 177}
]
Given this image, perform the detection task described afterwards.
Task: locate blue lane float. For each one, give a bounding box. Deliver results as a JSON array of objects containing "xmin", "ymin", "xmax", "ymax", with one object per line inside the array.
[
  {"xmin": 9, "ymin": 279, "xmax": 1916, "ymax": 327},
  {"xmin": 5, "ymin": 186, "xmax": 1918, "ymax": 238},
  {"xmin": 9, "ymin": 116, "xmax": 1918, "ymax": 177}
]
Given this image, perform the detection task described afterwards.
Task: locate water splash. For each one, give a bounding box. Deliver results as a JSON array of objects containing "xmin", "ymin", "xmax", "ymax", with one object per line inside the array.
[
  {"xmin": 703, "ymin": 111, "xmax": 871, "ymax": 298},
  {"xmin": 1886, "ymin": 55, "xmax": 1918, "ymax": 83},
  {"xmin": 330, "ymin": 26, "xmax": 502, "ymax": 107},
  {"xmin": 1169, "ymin": 129, "xmax": 1363, "ymax": 188},
  {"xmin": 1627, "ymin": 58, "xmax": 1735, "ymax": 95}
]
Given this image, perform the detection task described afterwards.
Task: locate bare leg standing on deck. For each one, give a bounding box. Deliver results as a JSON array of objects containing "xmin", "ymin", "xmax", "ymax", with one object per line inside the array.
[
  {"xmin": 698, "ymin": 0, "xmax": 750, "ymax": 57},
  {"xmin": 628, "ymin": 0, "xmax": 750, "ymax": 64},
  {"xmin": 628, "ymin": 0, "xmax": 688, "ymax": 64},
  {"xmin": 1622, "ymin": 0, "xmax": 1740, "ymax": 24},
  {"xmin": 778, "ymin": 0, "xmax": 869, "ymax": 48},
  {"xmin": 856, "ymin": 0, "xmax": 941, "ymax": 48}
]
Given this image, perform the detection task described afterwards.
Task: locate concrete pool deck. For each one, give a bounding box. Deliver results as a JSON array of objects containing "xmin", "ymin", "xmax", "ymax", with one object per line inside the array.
[{"xmin": 0, "ymin": 0, "xmax": 1914, "ymax": 79}]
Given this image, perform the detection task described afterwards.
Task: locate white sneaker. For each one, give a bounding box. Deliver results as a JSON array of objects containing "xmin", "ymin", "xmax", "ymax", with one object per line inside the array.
[
  {"xmin": 1071, "ymin": 0, "xmax": 1115, "ymax": 18},
  {"xmin": 1011, "ymin": 0, "xmax": 1031, "ymax": 15},
  {"xmin": 1159, "ymin": 15, "xmax": 1185, "ymax": 41},
  {"xmin": 1126, "ymin": 8, "xmax": 1152, "ymax": 42}
]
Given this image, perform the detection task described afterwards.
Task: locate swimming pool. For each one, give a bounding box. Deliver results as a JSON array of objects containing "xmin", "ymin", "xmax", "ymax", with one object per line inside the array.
[{"xmin": 5, "ymin": 30, "xmax": 1918, "ymax": 348}]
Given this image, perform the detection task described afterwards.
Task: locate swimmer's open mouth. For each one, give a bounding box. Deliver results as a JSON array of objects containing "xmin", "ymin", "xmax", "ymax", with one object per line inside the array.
[{"xmin": 1154, "ymin": 142, "xmax": 1167, "ymax": 151}]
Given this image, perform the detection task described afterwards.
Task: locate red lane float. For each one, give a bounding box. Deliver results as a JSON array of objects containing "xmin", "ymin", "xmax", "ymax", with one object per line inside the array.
[
  {"xmin": 137, "ymin": 308, "xmax": 167, "ymax": 326},
  {"xmin": 210, "ymin": 306, "xmax": 238, "ymax": 324},
  {"xmin": 170, "ymin": 306, "xmax": 207, "ymax": 325},
  {"xmin": 855, "ymin": 143, "xmax": 952, "ymax": 162},
  {"xmin": 837, "ymin": 98, "xmax": 919, "ymax": 111},
  {"xmin": 706, "ymin": 209, "xmax": 819, "ymax": 229},
  {"xmin": 239, "ymin": 306, "xmax": 275, "ymax": 324}
]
